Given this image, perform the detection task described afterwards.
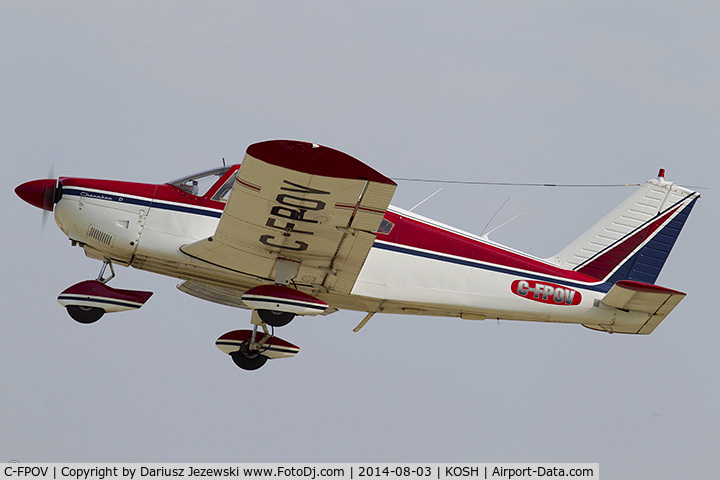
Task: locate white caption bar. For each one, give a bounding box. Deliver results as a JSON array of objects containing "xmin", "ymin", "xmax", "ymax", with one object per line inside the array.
[{"xmin": 1, "ymin": 464, "xmax": 599, "ymax": 480}]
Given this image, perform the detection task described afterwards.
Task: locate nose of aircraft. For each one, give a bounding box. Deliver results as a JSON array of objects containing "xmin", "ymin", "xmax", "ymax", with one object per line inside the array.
[{"xmin": 15, "ymin": 179, "xmax": 60, "ymax": 211}]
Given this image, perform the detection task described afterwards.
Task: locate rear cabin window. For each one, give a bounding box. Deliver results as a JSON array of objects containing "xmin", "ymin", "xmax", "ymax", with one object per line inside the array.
[{"xmin": 377, "ymin": 218, "xmax": 394, "ymax": 235}]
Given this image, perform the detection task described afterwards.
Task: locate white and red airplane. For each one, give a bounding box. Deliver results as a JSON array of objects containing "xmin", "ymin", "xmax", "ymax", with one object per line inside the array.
[{"xmin": 15, "ymin": 140, "xmax": 699, "ymax": 370}]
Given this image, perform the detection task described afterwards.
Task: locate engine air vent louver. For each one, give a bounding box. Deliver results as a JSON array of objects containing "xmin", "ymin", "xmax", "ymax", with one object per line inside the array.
[{"xmin": 87, "ymin": 225, "xmax": 115, "ymax": 246}]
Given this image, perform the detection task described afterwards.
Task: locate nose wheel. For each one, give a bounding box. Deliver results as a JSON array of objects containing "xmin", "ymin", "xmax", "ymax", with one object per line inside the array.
[{"xmin": 57, "ymin": 260, "xmax": 153, "ymax": 324}]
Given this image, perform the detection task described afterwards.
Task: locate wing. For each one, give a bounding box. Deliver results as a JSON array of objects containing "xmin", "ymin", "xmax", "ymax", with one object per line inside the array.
[{"xmin": 181, "ymin": 140, "xmax": 397, "ymax": 294}]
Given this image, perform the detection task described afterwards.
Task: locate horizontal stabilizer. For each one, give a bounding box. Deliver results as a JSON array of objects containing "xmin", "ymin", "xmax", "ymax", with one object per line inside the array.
[
  {"xmin": 584, "ymin": 280, "xmax": 686, "ymax": 334},
  {"xmin": 601, "ymin": 280, "xmax": 686, "ymax": 315}
]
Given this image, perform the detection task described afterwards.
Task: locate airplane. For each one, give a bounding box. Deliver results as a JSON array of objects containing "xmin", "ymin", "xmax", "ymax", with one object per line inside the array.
[{"xmin": 15, "ymin": 140, "xmax": 700, "ymax": 370}]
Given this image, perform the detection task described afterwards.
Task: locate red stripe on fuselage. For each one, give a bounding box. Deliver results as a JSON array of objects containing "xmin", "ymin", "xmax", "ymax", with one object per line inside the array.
[
  {"xmin": 60, "ymin": 177, "xmax": 598, "ymax": 285},
  {"xmin": 379, "ymin": 210, "xmax": 599, "ymax": 283},
  {"xmin": 60, "ymin": 178, "xmax": 159, "ymax": 199}
]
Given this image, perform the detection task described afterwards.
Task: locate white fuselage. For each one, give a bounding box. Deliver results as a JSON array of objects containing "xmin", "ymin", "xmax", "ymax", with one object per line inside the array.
[{"xmin": 53, "ymin": 180, "xmax": 647, "ymax": 333}]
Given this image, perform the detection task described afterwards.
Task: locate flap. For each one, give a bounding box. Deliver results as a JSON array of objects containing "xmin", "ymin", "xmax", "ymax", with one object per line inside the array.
[
  {"xmin": 601, "ymin": 280, "xmax": 686, "ymax": 315},
  {"xmin": 177, "ymin": 280, "xmax": 247, "ymax": 309},
  {"xmin": 181, "ymin": 140, "xmax": 396, "ymax": 294}
]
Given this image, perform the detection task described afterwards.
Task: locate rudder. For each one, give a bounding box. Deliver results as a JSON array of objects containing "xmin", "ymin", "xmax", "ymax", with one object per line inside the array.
[{"xmin": 549, "ymin": 171, "xmax": 699, "ymax": 288}]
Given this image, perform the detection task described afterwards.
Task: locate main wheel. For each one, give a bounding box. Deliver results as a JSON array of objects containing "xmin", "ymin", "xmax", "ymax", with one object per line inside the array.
[
  {"xmin": 66, "ymin": 305, "xmax": 105, "ymax": 324},
  {"xmin": 257, "ymin": 309, "xmax": 295, "ymax": 327},
  {"xmin": 230, "ymin": 343, "xmax": 268, "ymax": 371}
]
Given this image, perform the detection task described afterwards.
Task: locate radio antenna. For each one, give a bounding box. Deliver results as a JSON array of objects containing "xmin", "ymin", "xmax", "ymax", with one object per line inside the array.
[
  {"xmin": 482, "ymin": 211, "xmax": 527, "ymax": 240},
  {"xmin": 393, "ymin": 177, "xmax": 642, "ymax": 187},
  {"xmin": 409, "ymin": 188, "xmax": 443, "ymax": 212},
  {"xmin": 480, "ymin": 197, "xmax": 510, "ymax": 236}
]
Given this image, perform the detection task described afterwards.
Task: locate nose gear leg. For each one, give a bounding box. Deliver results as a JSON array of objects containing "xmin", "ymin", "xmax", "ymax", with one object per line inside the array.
[{"xmin": 96, "ymin": 259, "xmax": 115, "ymax": 284}]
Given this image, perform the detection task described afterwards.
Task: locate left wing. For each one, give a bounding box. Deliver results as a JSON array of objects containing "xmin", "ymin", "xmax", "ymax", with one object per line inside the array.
[{"xmin": 181, "ymin": 140, "xmax": 397, "ymax": 294}]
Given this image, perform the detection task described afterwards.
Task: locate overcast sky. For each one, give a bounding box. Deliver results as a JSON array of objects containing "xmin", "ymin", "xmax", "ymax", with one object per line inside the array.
[{"xmin": 1, "ymin": 2, "xmax": 718, "ymax": 478}]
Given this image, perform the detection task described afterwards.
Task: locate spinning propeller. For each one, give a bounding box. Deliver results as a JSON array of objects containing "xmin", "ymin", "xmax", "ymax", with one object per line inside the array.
[{"xmin": 14, "ymin": 176, "xmax": 63, "ymax": 230}]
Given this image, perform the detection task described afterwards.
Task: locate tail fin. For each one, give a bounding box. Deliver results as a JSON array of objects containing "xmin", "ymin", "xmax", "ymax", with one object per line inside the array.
[{"xmin": 549, "ymin": 170, "xmax": 699, "ymax": 288}]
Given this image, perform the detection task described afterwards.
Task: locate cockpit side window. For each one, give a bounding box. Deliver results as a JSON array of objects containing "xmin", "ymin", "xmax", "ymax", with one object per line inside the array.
[
  {"xmin": 211, "ymin": 172, "xmax": 238, "ymax": 202},
  {"xmin": 169, "ymin": 167, "xmax": 231, "ymax": 197}
]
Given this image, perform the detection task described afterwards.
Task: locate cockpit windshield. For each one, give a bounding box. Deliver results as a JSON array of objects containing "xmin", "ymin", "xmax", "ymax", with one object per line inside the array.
[{"xmin": 169, "ymin": 166, "xmax": 231, "ymax": 198}]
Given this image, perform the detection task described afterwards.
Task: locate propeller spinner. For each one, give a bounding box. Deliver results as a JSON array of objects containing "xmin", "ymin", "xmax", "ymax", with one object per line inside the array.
[{"xmin": 15, "ymin": 178, "xmax": 62, "ymax": 211}]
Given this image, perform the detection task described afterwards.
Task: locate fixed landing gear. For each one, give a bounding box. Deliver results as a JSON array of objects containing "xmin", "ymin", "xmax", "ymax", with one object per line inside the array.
[
  {"xmin": 66, "ymin": 305, "xmax": 105, "ymax": 324},
  {"xmin": 216, "ymin": 312, "xmax": 301, "ymax": 371},
  {"xmin": 230, "ymin": 342, "xmax": 269, "ymax": 371},
  {"xmin": 63, "ymin": 261, "xmax": 115, "ymax": 323},
  {"xmin": 257, "ymin": 309, "xmax": 295, "ymax": 327},
  {"xmin": 216, "ymin": 284, "xmax": 328, "ymax": 370},
  {"xmin": 57, "ymin": 260, "xmax": 153, "ymax": 324},
  {"xmin": 231, "ymin": 318, "xmax": 274, "ymax": 371}
]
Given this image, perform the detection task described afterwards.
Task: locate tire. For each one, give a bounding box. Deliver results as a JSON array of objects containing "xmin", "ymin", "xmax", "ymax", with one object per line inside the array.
[
  {"xmin": 230, "ymin": 344, "xmax": 269, "ymax": 371},
  {"xmin": 66, "ymin": 305, "xmax": 105, "ymax": 324},
  {"xmin": 257, "ymin": 309, "xmax": 295, "ymax": 327}
]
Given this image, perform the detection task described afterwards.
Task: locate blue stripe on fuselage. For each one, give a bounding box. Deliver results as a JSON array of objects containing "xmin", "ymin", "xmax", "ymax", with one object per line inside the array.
[
  {"xmin": 371, "ymin": 241, "xmax": 610, "ymax": 293},
  {"xmin": 61, "ymin": 188, "xmax": 223, "ymax": 218}
]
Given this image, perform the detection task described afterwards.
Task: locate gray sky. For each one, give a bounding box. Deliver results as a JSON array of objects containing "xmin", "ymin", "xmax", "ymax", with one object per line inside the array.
[{"xmin": 1, "ymin": 1, "xmax": 718, "ymax": 477}]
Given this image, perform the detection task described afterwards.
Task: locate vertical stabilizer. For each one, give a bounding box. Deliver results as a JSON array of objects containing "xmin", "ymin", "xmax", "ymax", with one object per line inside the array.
[{"xmin": 549, "ymin": 171, "xmax": 699, "ymax": 287}]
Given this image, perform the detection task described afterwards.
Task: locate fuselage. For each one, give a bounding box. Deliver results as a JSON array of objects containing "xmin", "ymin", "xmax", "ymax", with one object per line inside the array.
[{"xmin": 49, "ymin": 166, "xmax": 643, "ymax": 331}]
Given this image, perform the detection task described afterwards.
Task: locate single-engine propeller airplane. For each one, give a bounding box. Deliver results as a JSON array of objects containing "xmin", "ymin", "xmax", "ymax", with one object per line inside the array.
[{"xmin": 15, "ymin": 140, "xmax": 699, "ymax": 370}]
